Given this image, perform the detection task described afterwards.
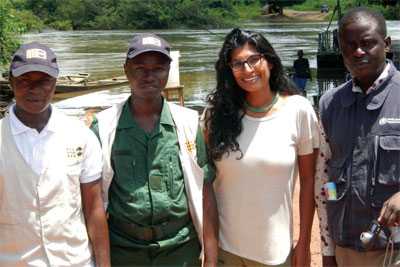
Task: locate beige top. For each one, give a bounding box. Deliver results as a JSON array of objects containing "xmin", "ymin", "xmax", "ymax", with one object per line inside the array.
[{"xmin": 214, "ymin": 95, "xmax": 319, "ymax": 265}]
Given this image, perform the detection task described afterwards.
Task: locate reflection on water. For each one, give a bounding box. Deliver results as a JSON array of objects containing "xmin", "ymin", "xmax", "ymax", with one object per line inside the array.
[
  {"xmin": 19, "ymin": 20, "xmax": 400, "ymax": 106},
  {"xmin": 311, "ymin": 72, "xmax": 346, "ymax": 107}
]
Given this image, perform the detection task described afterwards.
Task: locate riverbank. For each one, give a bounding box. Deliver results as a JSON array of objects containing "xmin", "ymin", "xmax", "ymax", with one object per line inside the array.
[{"xmin": 262, "ymin": 9, "xmax": 331, "ymax": 22}]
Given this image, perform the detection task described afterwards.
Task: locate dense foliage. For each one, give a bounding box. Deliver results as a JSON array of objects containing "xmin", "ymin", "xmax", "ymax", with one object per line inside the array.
[
  {"xmin": 0, "ymin": 0, "xmax": 25, "ymax": 66},
  {"xmin": 9, "ymin": 0, "xmax": 264, "ymax": 31},
  {"xmin": 292, "ymin": 0, "xmax": 400, "ymax": 20}
]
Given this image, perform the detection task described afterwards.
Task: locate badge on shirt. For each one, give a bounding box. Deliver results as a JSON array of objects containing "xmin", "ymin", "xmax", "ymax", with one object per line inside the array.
[
  {"xmin": 185, "ymin": 139, "xmax": 196, "ymax": 155},
  {"xmin": 66, "ymin": 145, "xmax": 84, "ymax": 165}
]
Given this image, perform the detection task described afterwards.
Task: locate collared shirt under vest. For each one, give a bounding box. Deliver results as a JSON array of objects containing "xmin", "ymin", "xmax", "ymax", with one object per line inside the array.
[
  {"xmin": 319, "ymin": 62, "xmax": 400, "ymax": 251},
  {"xmin": 0, "ymin": 106, "xmax": 102, "ymax": 267},
  {"xmin": 95, "ymin": 98, "xmax": 214, "ymax": 254}
]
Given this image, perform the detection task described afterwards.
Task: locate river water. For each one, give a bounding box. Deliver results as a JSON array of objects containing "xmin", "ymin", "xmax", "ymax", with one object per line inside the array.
[{"xmin": 21, "ymin": 20, "xmax": 400, "ymax": 109}]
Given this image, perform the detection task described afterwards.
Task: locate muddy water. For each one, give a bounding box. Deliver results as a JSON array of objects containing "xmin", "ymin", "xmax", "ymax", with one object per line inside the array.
[{"xmin": 19, "ymin": 20, "xmax": 400, "ymax": 108}]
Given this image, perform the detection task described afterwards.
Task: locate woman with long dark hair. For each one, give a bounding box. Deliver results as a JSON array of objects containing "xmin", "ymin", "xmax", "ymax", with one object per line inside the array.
[{"xmin": 204, "ymin": 28, "xmax": 319, "ymax": 267}]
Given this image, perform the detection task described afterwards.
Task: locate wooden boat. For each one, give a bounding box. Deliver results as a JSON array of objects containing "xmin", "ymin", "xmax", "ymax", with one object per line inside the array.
[
  {"xmin": 56, "ymin": 75, "xmax": 129, "ymax": 93},
  {"xmin": 0, "ymin": 74, "xmax": 129, "ymax": 93},
  {"xmin": 57, "ymin": 73, "xmax": 90, "ymax": 83},
  {"xmin": 1, "ymin": 75, "xmax": 184, "ymax": 105},
  {"xmin": 0, "ymin": 50, "xmax": 185, "ymax": 115}
]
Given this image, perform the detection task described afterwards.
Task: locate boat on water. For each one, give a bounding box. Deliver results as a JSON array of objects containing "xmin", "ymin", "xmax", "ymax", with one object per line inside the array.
[
  {"xmin": 56, "ymin": 75, "xmax": 129, "ymax": 93},
  {"xmin": 0, "ymin": 74, "xmax": 184, "ymax": 104},
  {"xmin": 0, "ymin": 74, "xmax": 129, "ymax": 93},
  {"xmin": 1, "ymin": 50, "xmax": 183, "ymax": 100},
  {"xmin": 57, "ymin": 73, "xmax": 90, "ymax": 83},
  {"xmin": 0, "ymin": 51, "xmax": 185, "ymax": 117}
]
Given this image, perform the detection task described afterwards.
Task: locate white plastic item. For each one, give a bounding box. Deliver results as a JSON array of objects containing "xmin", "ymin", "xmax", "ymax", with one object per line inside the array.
[
  {"xmin": 390, "ymin": 226, "xmax": 400, "ymax": 243},
  {"xmin": 166, "ymin": 51, "xmax": 181, "ymax": 88}
]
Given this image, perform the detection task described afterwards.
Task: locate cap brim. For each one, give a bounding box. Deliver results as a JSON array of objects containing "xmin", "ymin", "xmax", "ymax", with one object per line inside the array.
[
  {"xmin": 127, "ymin": 48, "xmax": 172, "ymax": 61},
  {"xmin": 11, "ymin": 64, "xmax": 59, "ymax": 78}
]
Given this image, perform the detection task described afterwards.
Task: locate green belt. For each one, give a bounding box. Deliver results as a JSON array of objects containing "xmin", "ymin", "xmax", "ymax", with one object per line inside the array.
[{"xmin": 109, "ymin": 216, "xmax": 190, "ymax": 242}]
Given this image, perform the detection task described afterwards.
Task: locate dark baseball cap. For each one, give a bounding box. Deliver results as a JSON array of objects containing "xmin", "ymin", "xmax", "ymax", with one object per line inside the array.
[
  {"xmin": 10, "ymin": 42, "xmax": 59, "ymax": 78},
  {"xmin": 126, "ymin": 33, "xmax": 172, "ymax": 61}
]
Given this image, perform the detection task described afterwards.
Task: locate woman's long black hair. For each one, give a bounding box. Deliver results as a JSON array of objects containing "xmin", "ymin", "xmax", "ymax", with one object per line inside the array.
[{"xmin": 205, "ymin": 28, "xmax": 296, "ymax": 161}]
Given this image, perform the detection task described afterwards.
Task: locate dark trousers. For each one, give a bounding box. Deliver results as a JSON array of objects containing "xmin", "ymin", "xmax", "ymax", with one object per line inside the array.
[{"xmin": 110, "ymin": 237, "xmax": 201, "ymax": 267}]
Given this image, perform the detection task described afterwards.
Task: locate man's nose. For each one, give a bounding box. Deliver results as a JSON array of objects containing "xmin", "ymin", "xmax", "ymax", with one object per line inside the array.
[{"xmin": 354, "ymin": 46, "xmax": 366, "ymax": 57}]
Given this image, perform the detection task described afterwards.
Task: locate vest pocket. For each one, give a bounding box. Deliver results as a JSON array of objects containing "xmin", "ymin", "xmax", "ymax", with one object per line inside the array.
[
  {"xmin": 327, "ymin": 163, "xmax": 349, "ymax": 202},
  {"xmin": 326, "ymin": 164, "xmax": 349, "ymax": 244},
  {"xmin": 371, "ymin": 135, "xmax": 400, "ymax": 207}
]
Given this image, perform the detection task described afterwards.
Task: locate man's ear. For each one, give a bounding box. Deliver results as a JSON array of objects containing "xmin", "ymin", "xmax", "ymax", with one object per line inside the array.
[
  {"xmin": 9, "ymin": 76, "xmax": 16, "ymax": 93},
  {"xmin": 124, "ymin": 61, "xmax": 128, "ymax": 77},
  {"xmin": 384, "ymin": 36, "xmax": 391, "ymax": 53}
]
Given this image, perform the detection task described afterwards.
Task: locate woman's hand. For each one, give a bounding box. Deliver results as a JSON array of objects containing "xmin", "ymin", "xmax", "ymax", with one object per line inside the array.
[{"xmin": 292, "ymin": 239, "xmax": 311, "ymax": 267}]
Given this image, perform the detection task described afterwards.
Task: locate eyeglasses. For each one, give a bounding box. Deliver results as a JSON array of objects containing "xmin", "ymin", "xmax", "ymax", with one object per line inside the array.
[{"xmin": 230, "ymin": 54, "xmax": 263, "ymax": 72}]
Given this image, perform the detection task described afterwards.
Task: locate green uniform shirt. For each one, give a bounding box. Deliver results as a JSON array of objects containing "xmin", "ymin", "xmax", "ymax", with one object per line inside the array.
[{"xmin": 101, "ymin": 98, "xmax": 214, "ymax": 249}]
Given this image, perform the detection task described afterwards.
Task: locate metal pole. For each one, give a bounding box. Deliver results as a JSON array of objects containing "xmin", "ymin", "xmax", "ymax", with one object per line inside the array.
[{"xmin": 337, "ymin": 0, "xmax": 342, "ymax": 20}]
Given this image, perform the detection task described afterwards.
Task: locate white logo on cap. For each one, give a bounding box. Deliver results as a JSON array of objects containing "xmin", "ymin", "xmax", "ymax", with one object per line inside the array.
[
  {"xmin": 142, "ymin": 37, "xmax": 161, "ymax": 47},
  {"xmin": 379, "ymin": 117, "xmax": 400, "ymax": 125},
  {"xmin": 26, "ymin": 49, "xmax": 47, "ymax": 60}
]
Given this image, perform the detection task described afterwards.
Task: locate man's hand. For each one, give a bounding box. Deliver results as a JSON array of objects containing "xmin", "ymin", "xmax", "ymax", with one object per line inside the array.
[
  {"xmin": 378, "ymin": 192, "xmax": 400, "ymax": 227},
  {"xmin": 81, "ymin": 179, "xmax": 111, "ymax": 267},
  {"xmin": 322, "ymin": 256, "xmax": 337, "ymax": 267}
]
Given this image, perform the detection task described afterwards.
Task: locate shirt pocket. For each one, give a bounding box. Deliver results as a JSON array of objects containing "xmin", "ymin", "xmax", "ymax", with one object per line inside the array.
[
  {"xmin": 371, "ymin": 135, "xmax": 400, "ymax": 208},
  {"xmin": 163, "ymin": 151, "xmax": 183, "ymax": 198},
  {"xmin": 112, "ymin": 149, "xmax": 136, "ymax": 188}
]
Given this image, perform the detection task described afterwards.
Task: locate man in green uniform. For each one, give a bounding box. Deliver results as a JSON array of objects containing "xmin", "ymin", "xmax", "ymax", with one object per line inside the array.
[{"xmin": 93, "ymin": 33, "xmax": 218, "ymax": 267}]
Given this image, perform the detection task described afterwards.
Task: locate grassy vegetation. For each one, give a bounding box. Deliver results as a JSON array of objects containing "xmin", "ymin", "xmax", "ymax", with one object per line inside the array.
[{"xmin": 233, "ymin": 1, "xmax": 263, "ymax": 20}]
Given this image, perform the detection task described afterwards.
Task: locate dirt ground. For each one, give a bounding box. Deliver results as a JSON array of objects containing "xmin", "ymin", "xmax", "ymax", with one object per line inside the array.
[
  {"xmin": 263, "ymin": 9, "xmax": 330, "ymax": 22},
  {"xmin": 293, "ymin": 180, "xmax": 323, "ymax": 267}
]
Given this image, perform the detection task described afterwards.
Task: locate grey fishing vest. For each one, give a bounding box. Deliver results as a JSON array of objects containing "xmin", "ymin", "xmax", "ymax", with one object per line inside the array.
[{"xmin": 320, "ymin": 63, "xmax": 400, "ymax": 251}]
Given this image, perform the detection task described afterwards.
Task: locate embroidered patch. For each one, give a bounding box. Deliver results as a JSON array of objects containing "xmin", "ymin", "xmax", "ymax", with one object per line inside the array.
[
  {"xmin": 142, "ymin": 37, "xmax": 161, "ymax": 47},
  {"xmin": 185, "ymin": 140, "xmax": 196, "ymax": 154},
  {"xmin": 26, "ymin": 48, "xmax": 47, "ymax": 60}
]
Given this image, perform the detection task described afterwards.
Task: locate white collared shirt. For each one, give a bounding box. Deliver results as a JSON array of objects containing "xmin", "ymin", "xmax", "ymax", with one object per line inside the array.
[
  {"xmin": 352, "ymin": 63, "xmax": 391, "ymax": 94},
  {"xmin": 9, "ymin": 104, "xmax": 101, "ymax": 183}
]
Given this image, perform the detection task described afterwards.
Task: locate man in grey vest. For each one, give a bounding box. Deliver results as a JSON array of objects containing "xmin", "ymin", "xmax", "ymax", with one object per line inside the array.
[{"xmin": 317, "ymin": 7, "xmax": 400, "ymax": 267}]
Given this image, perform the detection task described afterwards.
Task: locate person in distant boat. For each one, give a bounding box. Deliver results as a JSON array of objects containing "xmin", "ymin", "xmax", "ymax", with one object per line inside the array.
[
  {"xmin": 316, "ymin": 7, "xmax": 400, "ymax": 267},
  {"xmin": 293, "ymin": 49, "xmax": 312, "ymax": 95},
  {"xmin": 203, "ymin": 28, "xmax": 319, "ymax": 267},
  {"xmin": 0, "ymin": 42, "xmax": 110, "ymax": 267},
  {"xmin": 91, "ymin": 33, "xmax": 218, "ymax": 267}
]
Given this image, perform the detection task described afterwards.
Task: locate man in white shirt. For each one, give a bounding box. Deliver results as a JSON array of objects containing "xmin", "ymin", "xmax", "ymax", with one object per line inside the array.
[{"xmin": 0, "ymin": 42, "xmax": 110, "ymax": 267}]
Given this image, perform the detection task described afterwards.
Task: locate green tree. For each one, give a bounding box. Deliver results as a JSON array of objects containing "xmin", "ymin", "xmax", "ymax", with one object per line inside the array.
[
  {"xmin": 15, "ymin": 10, "xmax": 44, "ymax": 32},
  {"xmin": 0, "ymin": 0, "xmax": 24, "ymax": 66},
  {"xmin": 6, "ymin": 0, "xmax": 263, "ymax": 30}
]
